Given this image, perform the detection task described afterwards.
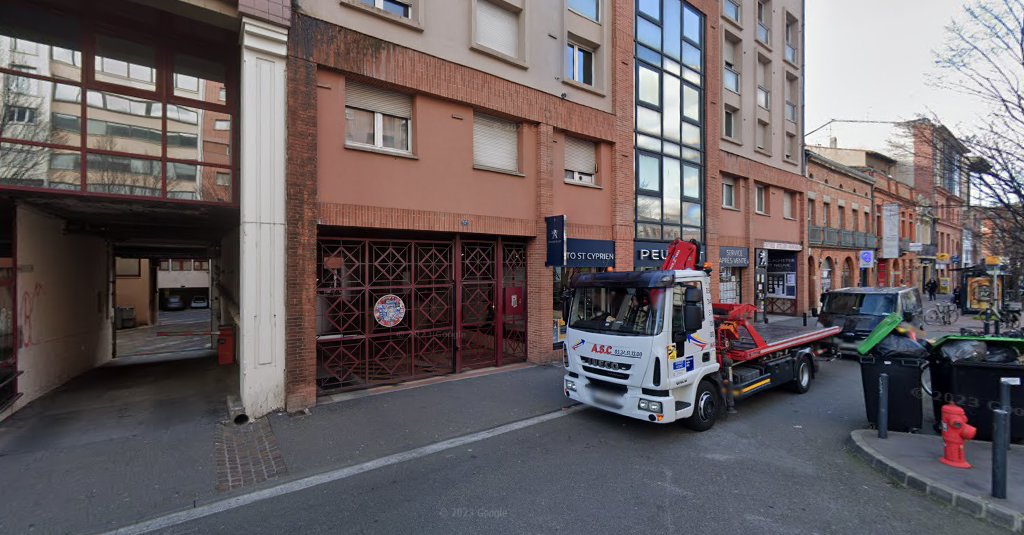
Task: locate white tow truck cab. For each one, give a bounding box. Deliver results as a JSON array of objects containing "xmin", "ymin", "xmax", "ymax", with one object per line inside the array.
[{"xmin": 562, "ymin": 269, "xmax": 721, "ymax": 428}]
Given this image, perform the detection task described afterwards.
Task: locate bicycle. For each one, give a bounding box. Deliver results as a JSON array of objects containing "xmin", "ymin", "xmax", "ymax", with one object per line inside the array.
[
  {"xmin": 924, "ymin": 302, "xmax": 960, "ymax": 326},
  {"xmin": 1000, "ymin": 305, "xmax": 1021, "ymax": 329}
]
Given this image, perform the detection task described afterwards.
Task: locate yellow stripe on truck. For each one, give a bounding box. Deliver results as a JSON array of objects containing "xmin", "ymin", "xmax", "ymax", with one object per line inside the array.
[{"xmin": 740, "ymin": 378, "xmax": 771, "ymax": 394}]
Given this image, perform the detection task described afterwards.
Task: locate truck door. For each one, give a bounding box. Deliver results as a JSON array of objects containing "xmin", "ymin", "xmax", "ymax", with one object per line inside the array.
[{"xmin": 670, "ymin": 282, "xmax": 711, "ymax": 377}]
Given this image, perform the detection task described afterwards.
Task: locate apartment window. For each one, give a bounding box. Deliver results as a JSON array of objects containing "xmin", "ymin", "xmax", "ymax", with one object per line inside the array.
[
  {"xmin": 213, "ymin": 119, "xmax": 230, "ymax": 131},
  {"xmin": 724, "ymin": 0, "xmax": 741, "ymax": 22},
  {"xmin": 783, "ymin": 191, "xmax": 794, "ymax": 219},
  {"xmin": 568, "ymin": 0, "xmax": 599, "ymax": 21},
  {"xmin": 723, "ymin": 109, "xmax": 735, "ymax": 139},
  {"xmin": 853, "ymin": 210, "xmax": 860, "ymax": 231},
  {"xmin": 195, "ymin": 260, "xmax": 210, "ymax": 271},
  {"xmin": 755, "ymin": 184, "xmax": 767, "ymax": 214},
  {"xmin": 13, "ymin": 38, "xmax": 38, "ymax": 54},
  {"xmin": 756, "ymin": 120, "xmax": 769, "ymax": 151},
  {"xmin": 822, "ymin": 202, "xmax": 831, "ymax": 226},
  {"xmin": 564, "ymin": 135, "xmax": 597, "ymax": 185},
  {"xmin": 807, "ymin": 199, "xmax": 816, "ymax": 224},
  {"xmin": 476, "ymin": 0, "xmax": 520, "ymax": 59},
  {"xmin": 757, "ymin": 1, "xmax": 770, "ymax": 45},
  {"xmin": 865, "ymin": 212, "xmax": 871, "ymax": 233},
  {"xmin": 345, "ymin": 81, "xmax": 412, "ymax": 153},
  {"xmin": 171, "ymin": 259, "xmax": 192, "ymax": 271},
  {"xmin": 757, "ymin": 86, "xmax": 770, "ymax": 110},
  {"xmin": 51, "ymin": 47, "xmax": 81, "ymax": 66},
  {"xmin": 174, "ymin": 74, "xmax": 199, "ymax": 93},
  {"xmin": 757, "ymin": 59, "xmax": 770, "ymax": 109},
  {"xmin": 359, "ymin": 0, "xmax": 411, "ymax": 18},
  {"xmin": 4, "ymin": 106, "xmax": 37, "ymax": 124},
  {"xmin": 215, "ymin": 172, "xmax": 231, "ymax": 187},
  {"xmin": 838, "ymin": 207, "xmax": 846, "ymax": 229},
  {"xmin": 566, "ymin": 41, "xmax": 595, "ymax": 86},
  {"xmin": 158, "ymin": 260, "xmax": 170, "ymax": 271},
  {"xmin": 785, "ymin": 17, "xmax": 798, "ymax": 63},
  {"xmin": 473, "ymin": 113, "xmax": 519, "ymax": 172},
  {"xmin": 218, "ymin": 87, "xmax": 227, "ymax": 101},
  {"xmin": 723, "ymin": 36, "xmax": 740, "ymax": 93},
  {"xmin": 722, "ymin": 177, "xmax": 736, "ymax": 208},
  {"xmin": 7, "ymin": 65, "xmax": 37, "ymax": 95},
  {"xmin": 785, "ymin": 101, "xmax": 796, "ymax": 122},
  {"xmin": 785, "ymin": 133, "xmax": 797, "ymax": 160}
]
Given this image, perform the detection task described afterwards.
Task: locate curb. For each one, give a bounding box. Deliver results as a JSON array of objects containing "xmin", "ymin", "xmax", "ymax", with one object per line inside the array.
[{"xmin": 848, "ymin": 431, "xmax": 1023, "ymax": 533}]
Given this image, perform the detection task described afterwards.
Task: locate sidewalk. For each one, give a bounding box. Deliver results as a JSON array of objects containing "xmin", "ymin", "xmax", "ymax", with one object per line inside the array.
[
  {"xmin": 0, "ymin": 363, "xmax": 570, "ymax": 535},
  {"xmin": 850, "ymin": 429, "xmax": 1024, "ymax": 532}
]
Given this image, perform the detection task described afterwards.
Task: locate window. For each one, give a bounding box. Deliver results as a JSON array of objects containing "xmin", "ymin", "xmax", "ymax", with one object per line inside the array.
[
  {"xmin": 785, "ymin": 16, "xmax": 798, "ymax": 63},
  {"xmin": 756, "ymin": 120, "xmax": 769, "ymax": 151},
  {"xmin": 158, "ymin": 260, "xmax": 170, "ymax": 271},
  {"xmin": 785, "ymin": 101, "xmax": 796, "ymax": 122},
  {"xmin": 171, "ymin": 259, "xmax": 192, "ymax": 271},
  {"xmin": 216, "ymin": 172, "xmax": 231, "ymax": 186},
  {"xmin": 344, "ymin": 81, "xmax": 412, "ymax": 153},
  {"xmin": 838, "ymin": 207, "xmax": 846, "ymax": 229},
  {"xmin": 214, "ymin": 119, "xmax": 230, "ymax": 131},
  {"xmin": 807, "ymin": 199, "xmax": 815, "ymax": 223},
  {"xmin": 218, "ymin": 88, "xmax": 226, "ymax": 102},
  {"xmin": 723, "ymin": 37, "xmax": 740, "ymax": 93},
  {"xmin": 757, "ymin": 1, "xmax": 770, "ymax": 44},
  {"xmin": 822, "ymin": 202, "xmax": 831, "ymax": 226},
  {"xmin": 757, "ymin": 86, "xmax": 770, "ymax": 110},
  {"xmin": 4, "ymin": 107, "xmax": 36, "ymax": 124},
  {"xmin": 724, "ymin": 0, "xmax": 741, "ymax": 22},
  {"xmin": 722, "ymin": 177, "xmax": 736, "ymax": 208},
  {"xmin": 757, "ymin": 59, "xmax": 770, "ymax": 109},
  {"xmin": 7, "ymin": 65, "xmax": 37, "ymax": 95},
  {"xmin": 755, "ymin": 185, "xmax": 767, "ymax": 214},
  {"xmin": 473, "ymin": 113, "xmax": 519, "ymax": 172},
  {"xmin": 194, "ymin": 260, "xmax": 210, "ymax": 271},
  {"xmin": 564, "ymin": 135, "xmax": 597, "ymax": 184},
  {"xmin": 723, "ymin": 109, "xmax": 735, "ymax": 138},
  {"xmin": 785, "ymin": 133, "xmax": 796, "ymax": 159},
  {"xmin": 174, "ymin": 74, "xmax": 199, "ymax": 93},
  {"xmin": 853, "ymin": 210, "xmax": 860, "ymax": 231},
  {"xmin": 476, "ymin": 0, "xmax": 519, "ymax": 58},
  {"xmin": 359, "ymin": 0, "xmax": 412, "ymax": 18},
  {"xmin": 566, "ymin": 41, "xmax": 594, "ymax": 86},
  {"xmin": 13, "ymin": 39, "xmax": 38, "ymax": 54},
  {"xmin": 865, "ymin": 212, "xmax": 871, "ymax": 233},
  {"xmin": 50, "ymin": 153, "xmax": 79, "ymax": 170},
  {"xmin": 783, "ymin": 191, "xmax": 794, "ymax": 219},
  {"xmin": 568, "ymin": 0, "xmax": 599, "ymax": 21},
  {"xmin": 52, "ymin": 47, "xmax": 81, "ymax": 65}
]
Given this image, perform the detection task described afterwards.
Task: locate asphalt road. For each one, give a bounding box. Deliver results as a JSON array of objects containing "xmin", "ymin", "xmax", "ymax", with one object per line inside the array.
[{"xmin": 153, "ymin": 358, "xmax": 1001, "ymax": 535}]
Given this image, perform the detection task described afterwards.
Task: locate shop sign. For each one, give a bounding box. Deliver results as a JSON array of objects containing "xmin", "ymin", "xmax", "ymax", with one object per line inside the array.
[
  {"xmin": 719, "ymin": 246, "xmax": 749, "ymax": 268},
  {"xmin": 985, "ymin": 255, "xmax": 1002, "ymax": 266},
  {"xmin": 566, "ymin": 239, "xmax": 615, "ymax": 268},
  {"xmin": 635, "ymin": 241, "xmax": 705, "ymax": 268},
  {"xmin": 373, "ymin": 294, "xmax": 406, "ymax": 327},
  {"xmin": 909, "ymin": 242, "xmax": 923, "ymax": 252},
  {"xmin": 762, "ymin": 241, "xmax": 802, "ymax": 251},
  {"xmin": 881, "ymin": 204, "xmax": 900, "ymax": 259},
  {"xmin": 859, "ymin": 250, "xmax": 875, "ymax": 269},
  {"xmin": 936, "ymin": 253, "xmax": 951, "ymax": 263},
  {"xmin": 545, "ymin": 215, "xmax": 566, "ymax": 267},
  {"xmin": 951, "ymin": 255, "xmax": 961, "ymax": 265}
]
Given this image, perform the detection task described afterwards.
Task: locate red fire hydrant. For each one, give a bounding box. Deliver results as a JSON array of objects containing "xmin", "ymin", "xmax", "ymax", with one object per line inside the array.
[{"xmin": 939, "ymin": 403, "xmax": 977, "ymax": 469}]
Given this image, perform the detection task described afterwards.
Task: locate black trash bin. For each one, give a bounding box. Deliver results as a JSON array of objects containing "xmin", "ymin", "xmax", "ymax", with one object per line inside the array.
[
  {"xmin": 859, "ymin": 356, "xmax": 926, "ymax": 432},
  {"xmin": 951, "ymin": 360, "xmax": 1024, "ymax": 443},
  {"xmin": 926, "ymin": 356, "xmax": 954, "ymax": 432}
]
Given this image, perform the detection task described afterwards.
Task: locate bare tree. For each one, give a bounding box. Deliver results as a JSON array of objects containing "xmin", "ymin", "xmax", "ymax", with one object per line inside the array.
[{"xmin": 933, "ymin": 0, "xmax": 1024, "ymax": 246}]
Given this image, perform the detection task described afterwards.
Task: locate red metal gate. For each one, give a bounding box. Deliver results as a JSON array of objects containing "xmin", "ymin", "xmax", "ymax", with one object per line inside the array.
[{"xmin": 316, "ymin": 235, "xmax": 526, "ymax": 395}]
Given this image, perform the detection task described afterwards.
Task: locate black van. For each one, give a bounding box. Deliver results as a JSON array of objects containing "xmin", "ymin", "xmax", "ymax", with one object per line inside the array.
[{"xmin": 817, "ymin": 287, "xmax": 925, "ymax": 355}]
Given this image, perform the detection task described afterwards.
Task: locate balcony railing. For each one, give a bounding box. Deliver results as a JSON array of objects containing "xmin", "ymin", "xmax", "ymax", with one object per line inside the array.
[
  {"xmin": 866, "ymin": 234, "xmax": 877, "ymax": 248},
  {"xmin": 808, "ymin": 224, "xmax": 823, "ymax": 245},
  {"xmin": 853, "ymin": 233, "xmax": 866, "ymax": 248},
  {"xmin": 824, "ymin": 227, "xmax": 839, "ymax": 246},
  {"xmin": 840, "ymin": 230, "xmax": 855, "ymax": 248},
  {"xmin": 757, "ymin": 23, "xmax": 770, "ymax": 45},
  {"xmin": 724, "ymin": 67, "xmax": 740, "ymax": 93},
  {"xmin": 900, "ymin": 238, "xmax": 910, "ymax": 252},
  {"xmin": 785, "ymin": 44, "xmax": 797, "ymax": 63},
  {"xmin": 809, "ymin": 225, "xmax": 879, "ymax": 250}
]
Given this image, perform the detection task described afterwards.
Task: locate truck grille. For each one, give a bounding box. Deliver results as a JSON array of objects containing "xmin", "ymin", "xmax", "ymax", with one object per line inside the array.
[
  {"xmin": 580, "ymin": 357, "xmax": 632, "ymax": 372},
  {"xmin": 582, "ymin": 366, "xmax": 630, "ymax": 380}
]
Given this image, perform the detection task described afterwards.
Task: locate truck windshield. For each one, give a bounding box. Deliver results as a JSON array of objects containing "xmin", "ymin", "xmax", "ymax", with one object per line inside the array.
[
  {"xmin": 568, "ymin": 287, "xmax": 665, "ymax": 336},
  {"xmin": 823, "ymin": 293, "xmax": 896, "ymax": 316}
]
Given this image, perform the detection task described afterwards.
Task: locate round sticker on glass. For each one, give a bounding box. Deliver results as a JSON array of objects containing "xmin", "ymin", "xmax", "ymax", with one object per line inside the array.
[{"xmin": 373, "ymin": 294, "xmax": 406, "ymax": 327}]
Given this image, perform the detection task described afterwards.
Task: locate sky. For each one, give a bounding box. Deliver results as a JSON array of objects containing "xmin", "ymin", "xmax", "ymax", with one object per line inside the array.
[{"xmin": 804, "ymin": 0, "xmax": 982, "ymax": 152}]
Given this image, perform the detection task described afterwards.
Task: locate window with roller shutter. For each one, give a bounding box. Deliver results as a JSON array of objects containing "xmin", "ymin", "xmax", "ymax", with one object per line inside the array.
[
  {"xmin": 473, "ymin": 114, "xmax": 519, "ymax": 173},
  {"xmin": 344, "ymin": 80, "xmax": 412, "ymax": 153},
  {"xmin": 475, "ymin": 0, "xmax": 520, "ymax": 60},
  {"xmin": 564, "ymin": 136, "xmax": 597, "ymax": 185}
]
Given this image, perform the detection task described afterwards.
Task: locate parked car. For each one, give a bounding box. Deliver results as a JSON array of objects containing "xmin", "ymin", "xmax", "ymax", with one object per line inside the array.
[
  {"xmin": 190, "ymin": 295, "xmax": 209, "ymax": 309},
  {"xmin": 163, "ymin": 294, "xmax": 186, "ymax": 311},
  {"xmin": 817, "ymin": 287, "xmax": 924, "ymax": 355}
]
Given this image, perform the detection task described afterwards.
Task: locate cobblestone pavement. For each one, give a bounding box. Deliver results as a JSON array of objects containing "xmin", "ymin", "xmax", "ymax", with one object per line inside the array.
[{"xmin": 215, "ymin": 418, "xmax": 288, "ymax": 492}]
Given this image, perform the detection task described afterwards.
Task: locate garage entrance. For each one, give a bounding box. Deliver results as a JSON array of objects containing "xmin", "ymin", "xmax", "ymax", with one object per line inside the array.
[{"xmin": 315, "ymin": 235, "xmax": 527, "ymax": 394}]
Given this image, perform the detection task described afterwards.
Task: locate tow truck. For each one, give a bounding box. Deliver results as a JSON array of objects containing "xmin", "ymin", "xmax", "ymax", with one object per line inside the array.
[{"xmin": 562, "ymin": 239, "xmax": 840, "ymax": 430}]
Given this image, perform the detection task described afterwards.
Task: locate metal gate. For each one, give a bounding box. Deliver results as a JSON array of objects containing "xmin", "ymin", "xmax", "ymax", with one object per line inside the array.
[{"xmin": 316, "ymin": 235, "xmax": 526, "ymax": 394}]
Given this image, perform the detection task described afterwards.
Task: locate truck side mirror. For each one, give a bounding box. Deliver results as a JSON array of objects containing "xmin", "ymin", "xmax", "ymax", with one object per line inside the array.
[
  {"xmin": 684, "ymin": 286, "xmax": 702, "ymax": 303},
  {"xmin": 683, "ymin": 304, "xmax": 704, "ymax": 334}
]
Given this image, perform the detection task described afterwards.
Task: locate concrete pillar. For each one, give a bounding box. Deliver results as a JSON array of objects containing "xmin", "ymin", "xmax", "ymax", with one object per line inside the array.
[{"xmin": 239, "ymin": 18, "xmax": 288, "ymax": 418}]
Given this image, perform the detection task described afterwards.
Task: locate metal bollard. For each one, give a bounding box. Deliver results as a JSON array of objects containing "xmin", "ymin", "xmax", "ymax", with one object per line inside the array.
[
  {"xmin": 878, "ymin": 373, "xmax": 889, "ymax": 439},
  {"xmin": 995, "ymin": 319, "xmax": 1001, "ymax": 336},
  {"xmin": 984, "ymin": 319, "xmax": 991, "ymax": 335},
  {"xmin": 993, "ymin": 408, "xmax": 1009, "ymax": 499},
  {"xmin": 803, "ymin": 313, "xmax": 808, "ymax": 327},
  {"xmin": 1002, "ymin": 378, "xmax": 1018, "ymax": 452}
]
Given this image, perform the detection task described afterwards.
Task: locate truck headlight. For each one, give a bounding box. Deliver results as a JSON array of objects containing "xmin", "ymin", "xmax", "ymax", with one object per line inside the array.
[
  {"xmin": 638, "ymin": 399, "xmax": 649, "ymax": 410},
  {"xmin": 565, "ymin": 379, "xmax": 576, "ymax": 392},
  {"xmin": 638, "ymin": 399, "xmax": 663, "ymax": 413},
  {"xmin": 649, "ymin": 401, "xmax": 662, "ymax": 413}
]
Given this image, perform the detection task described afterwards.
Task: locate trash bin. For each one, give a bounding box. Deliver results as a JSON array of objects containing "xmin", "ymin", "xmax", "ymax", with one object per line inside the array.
[
  {"xmin": 860, "ymin": 355, "xmax": 926, "ymax": 432},
  {"xmin": 951, "ymin": 360, "xmax": 1024, "ymax": 443}
]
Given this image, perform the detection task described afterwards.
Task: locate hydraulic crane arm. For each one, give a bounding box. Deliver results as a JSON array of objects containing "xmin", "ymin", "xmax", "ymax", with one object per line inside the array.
[{"xmin": 661, "ymin": 239, "xmax": 701, "ymax": 271}]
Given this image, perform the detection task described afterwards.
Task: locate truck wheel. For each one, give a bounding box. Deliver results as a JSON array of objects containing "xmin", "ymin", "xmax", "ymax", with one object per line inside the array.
[
  {"xmin": 790, "ymin": 356, "xmax": 812, "ymax": 394},
  {"xmin": 684, "ymin": 380, "xmax": 718, "ymax": 432}
]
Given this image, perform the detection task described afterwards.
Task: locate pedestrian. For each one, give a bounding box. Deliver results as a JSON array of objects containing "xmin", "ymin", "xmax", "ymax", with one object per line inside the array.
[
  {"xmin": 951, "ymin": 286, "xmax": 961, "ymax": 305},
  {"xmin": 927, "ymin": 279, "xmax": 937, "ymax": 301}
]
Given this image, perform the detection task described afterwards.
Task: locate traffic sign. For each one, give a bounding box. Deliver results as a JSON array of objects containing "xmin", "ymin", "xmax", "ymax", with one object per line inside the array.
[{"xmin": 858, "ymin": 250, "xmax": 875, "ymax": 269}]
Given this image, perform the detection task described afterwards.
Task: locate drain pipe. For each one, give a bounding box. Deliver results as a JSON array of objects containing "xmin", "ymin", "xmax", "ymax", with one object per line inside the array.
[{"xmin": 226, "ymin": 395, "xmax": 249, "ymax": 425}]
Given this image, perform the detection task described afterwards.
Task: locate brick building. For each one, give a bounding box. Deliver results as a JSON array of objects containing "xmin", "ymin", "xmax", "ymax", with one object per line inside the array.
[
  {"xmin": 283, "ymin": 0, "xmax": 636, "ymax": 409},
  {"xmin": 712, "ymin": 0, "xmax": 807, "ymax": 315},
  {"xmin": 805, "ymin": 151, "xmax": 876, "ymax": 308}
]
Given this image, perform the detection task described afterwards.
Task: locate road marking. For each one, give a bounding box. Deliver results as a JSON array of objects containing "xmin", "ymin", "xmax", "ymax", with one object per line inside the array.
[{"xmin": 100, "ymin": 404, "xmax": 584, "ymax": 535}]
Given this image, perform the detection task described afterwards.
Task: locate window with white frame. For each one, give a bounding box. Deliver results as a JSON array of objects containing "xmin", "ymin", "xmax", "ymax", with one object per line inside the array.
[
  {"xmin": 755, "ymin": 184, "xmax": 767, "ymax": 214},
  {"xmin": 785, "ymin": 133, "xmax": 797, "ymax": 160},
  {"xmin": 7, "ymin": 65, "xmax": 37, "ymax": 95},
  {"xmin": 723, "ymin": 35, "xmax": 740, "ymax": 93},
  {"xmin": 564, "ymin": 135, "xmax": 597, "ymax": 184},
  {"xmin": 757, "ymin": 1, "xmax": 771, "ymax": 44},
  {"xmin": 4, "ymin": 106, "xmax": 37, "ymax": 124},
  {"xmin": 474, "ymin": 113, "xmax": 519, "ymax": 172},
  {"xmin": 475, "ymin": 0, "xmax": 520, "ymax": 59},
  {"xmin": 756, "ymin": 120, "xmax": 769, "ymax": 151},
  {"xmin": 724, "ymin": 108, "xmax": 737, "ymax": 139},
  {"xmin": 13, "ymin": 38, "xmax": 38, "ymax": 54},
  {"xmin": 722, "ymin": 177, "xmax": 736, "ymax": 208},
  {"xmin": 783, "ymin": 191, "xmax": 794, "ymax": 218},
  {"xmin": 214, "ymin": 119, "xmax": 230, "ymax": 131},
  {"xmin": 359, "ymin": 0, "xmax": 412, "ymax": 18},
  {"xmin": 345, "ymin": 81, "xmax": 413, "ymax": 153},
  {"xmin": 724, "ymin": 0, "xmax": 740, "ymax": 22},
  {"xmin": 568, "ymin": 0, "xmax": 599, "ymax": 22},
  {"xmin": 566, "ymin": 40, "xmax": 594, "ymax": 86}
]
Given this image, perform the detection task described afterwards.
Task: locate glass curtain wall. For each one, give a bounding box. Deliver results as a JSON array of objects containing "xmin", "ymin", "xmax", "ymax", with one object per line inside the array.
[{"xmin": 635, "ymin": 1, "xmax": 705, "ymax": 244}]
